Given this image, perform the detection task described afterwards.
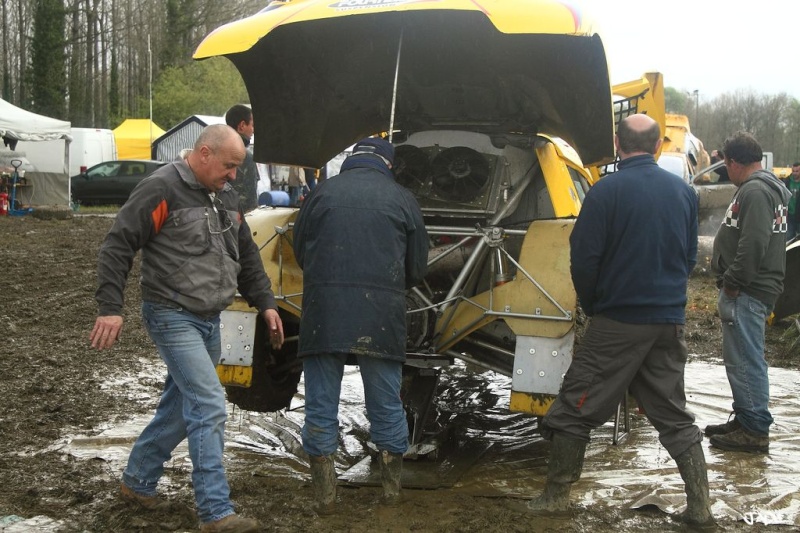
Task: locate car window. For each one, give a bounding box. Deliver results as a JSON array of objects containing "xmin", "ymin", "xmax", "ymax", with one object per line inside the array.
[
  {"xmin": 691, "ymin": 160, "xmax": 727, "ymax": 185},
  {"xmin": 145, "ymin": 162, "xmax": 165, "ymax": 175},
  {"xmin": 87, "ymin": 162, "xmax": 122, "ymax": 178},
  {"xmin": 568, "ymin": 166, "xmax": 589, "ymax": 202},
  {"xmin": 657, "ymin": 154, "xmax": 689, "ymax": 181},
  {"xmin": 120, "ymin": 162, "xmax": 146, "ymax": 176}
]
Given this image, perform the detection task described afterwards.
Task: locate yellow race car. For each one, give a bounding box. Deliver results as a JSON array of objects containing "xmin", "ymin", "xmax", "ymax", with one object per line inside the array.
[{"xmin": 195, "ymin": 0, "xmax": 665, "ymax": 443}]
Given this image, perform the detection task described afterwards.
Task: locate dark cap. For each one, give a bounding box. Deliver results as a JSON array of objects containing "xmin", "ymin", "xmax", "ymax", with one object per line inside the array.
[
  {"xmin": 793, "ymin": 162, "xmax": 800, "ymax": 167},
  {"xmin": 352, "ymin": 137, "xmax": 395, "ymax": 165}
]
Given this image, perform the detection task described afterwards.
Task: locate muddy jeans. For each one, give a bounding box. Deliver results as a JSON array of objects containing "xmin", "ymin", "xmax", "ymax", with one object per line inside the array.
[
  {"xmin": 541, "ymin": 315, "xmax": 702, "ymax": 459},
  {"xmin": 302, "ymin": 353, "xmax": 408, "ymax": 457},
  {"xmin": 122, "ymin": 302, "xmax": 233, "ymax": 524},
  {"xmin": 718, "ymin": 290, "xmax": 774, "ymax": 435}
]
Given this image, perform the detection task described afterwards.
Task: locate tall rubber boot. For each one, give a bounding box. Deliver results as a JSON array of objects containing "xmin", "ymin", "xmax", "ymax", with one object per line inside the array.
[
  {"xmin": 527, "ymin": 433, "xmax": 587, "ymax": 513},
  {"xmin": 309, "ymin": 454, "xmax": 337, "ymax": 514},
  {"xmin": 379, "ymin": 450, "xmax": 403, "ymax": 504},
  {"xmin": 674, "ymin": 443, "xmax": 716, "ymax": 529}
]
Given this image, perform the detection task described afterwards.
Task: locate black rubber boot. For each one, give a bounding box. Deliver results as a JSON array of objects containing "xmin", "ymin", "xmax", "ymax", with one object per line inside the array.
[
  {"xmin": 379, "ymin": 450, "xmax": 403, "ymax": 504},
  {"xmin": 673, "ymin": 443, "xmax": 716, "ymax": 529},
  {"xmin": 309, "ymin": 454, "xmax": 337, "ymax": 514},
  {"xmin": 527, "ymin": 433, "xmax": 587, "ymax": 513}
]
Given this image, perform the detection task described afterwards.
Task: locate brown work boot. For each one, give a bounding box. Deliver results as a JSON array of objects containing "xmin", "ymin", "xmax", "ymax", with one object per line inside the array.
[
  {"xmin": 119, "ymin": 483, "xmax": 170, "ymax": 510},
  {"xmin": 704, "ymin": 415, "xmax": 740, "ymax": 437},
  {"xmin": 199, "ymin": 514, "xmax": 261, "ymax": 533},
  {"xmin": 709, "ymin": 426, "xmax": 769, "ymax": 453}
]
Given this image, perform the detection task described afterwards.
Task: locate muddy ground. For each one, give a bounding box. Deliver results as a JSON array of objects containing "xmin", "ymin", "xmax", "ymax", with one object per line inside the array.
[{"xmin": 0, "ymin": 215, "xmax": 797, "ymax": 532}]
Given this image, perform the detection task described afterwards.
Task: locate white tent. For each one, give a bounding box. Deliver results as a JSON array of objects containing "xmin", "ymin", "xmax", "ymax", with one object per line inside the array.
[{"xmin": 0, "ymin": 98, "xmax": 71, "ymax": 207}]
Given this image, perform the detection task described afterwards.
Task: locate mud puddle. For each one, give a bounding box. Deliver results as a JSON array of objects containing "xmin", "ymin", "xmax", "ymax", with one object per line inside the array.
[{"xmin": 54, "ymin": 360, "xmax": 800, "ymax": 527}]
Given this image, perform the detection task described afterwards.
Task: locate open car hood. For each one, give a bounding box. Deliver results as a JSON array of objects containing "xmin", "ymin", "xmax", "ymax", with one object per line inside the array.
[{"xmin": 195, "ymin": 0, "xmax": 614, "ymax": 168}]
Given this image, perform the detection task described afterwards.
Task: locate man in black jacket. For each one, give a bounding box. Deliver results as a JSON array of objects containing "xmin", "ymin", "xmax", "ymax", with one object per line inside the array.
[
  {"xmin": 293, "ymin": 137, "xmax": 428, "ymax": 510},
  {"xmin": 225, "ymin": 104, "xmax": 259, "ymax": 212}
]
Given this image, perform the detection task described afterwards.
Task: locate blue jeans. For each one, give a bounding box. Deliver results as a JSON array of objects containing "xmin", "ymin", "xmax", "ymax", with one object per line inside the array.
[
  {"xmin": 302, "ymin": 354, "xmax": 408, "ymax": 457},
  {"xmin": 122, "ymin": 302, "xmax": 233, "ymax": 523},
  {"xmin": 718, "ymin": 290, "xmax": 774, "ymax": 435}
]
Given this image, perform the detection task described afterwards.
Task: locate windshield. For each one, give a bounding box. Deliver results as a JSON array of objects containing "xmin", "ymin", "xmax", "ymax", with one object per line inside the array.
[{"xmin": 657, "ymin": 154, "xmax": 688, "ymax": 182}]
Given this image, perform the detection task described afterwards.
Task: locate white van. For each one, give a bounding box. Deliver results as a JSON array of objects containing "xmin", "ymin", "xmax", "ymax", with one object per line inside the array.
[
  {"xmin": 69, "ymin": 128, "xmax": 117, "ymax": 175},
  {"xmin": 15, "ymin": 127, "xmax": 117, "ymax": 177}
]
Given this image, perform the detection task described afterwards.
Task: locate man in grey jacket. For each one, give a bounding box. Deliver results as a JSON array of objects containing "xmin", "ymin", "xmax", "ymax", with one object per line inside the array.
[
  {"xmin": 90, "ymin": 124, "xmax": 283, "ymax": 532},
  {"xmin": 707, "ymin": 131, "xmax": 790, "ymax": 454}
]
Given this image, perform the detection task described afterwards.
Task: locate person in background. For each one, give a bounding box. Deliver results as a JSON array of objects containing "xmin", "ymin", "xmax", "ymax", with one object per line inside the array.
[
  {"xmin": 706, "ymin": 131, "xmax": 790, "ymax": 454},
  {"xmin": 292, "ymin": 137, "xmax": 428, "ymax": 512},
  {"xmin": 711, "ymin": 148, "xmax": 730, "ymax": 183},
  {"xmin": 225, "ymin": 104, "xmax": 259, "ymax": 212},
  {"xmin": 90, "ymin": 124, "xmax": 284, "ymax": 533},
  {"xmin": 287, "ymin": 166, "xmax": 307, "ymax": 206},
  {"xmin": 528, "ymin": 114, "xmax": 714, "ymax": 528},
  {"xmin": 304, "ymin": 167, "xmax": 317, "ymax": 192},
  {"xmin": 784, "ymin": 162, "xmax": 800, "ymax": 241}
]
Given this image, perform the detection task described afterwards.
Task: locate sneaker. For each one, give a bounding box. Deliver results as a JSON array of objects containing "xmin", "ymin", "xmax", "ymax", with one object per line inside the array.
[
  {"xmin": 199, "ymin": 514, "xmax": 261, "ymax": 533},
  {"xmin": 704, "ymin": 415, "xmax": 740, "ymax": 437},
  {"xmin": 709, "ymin": 426, "xmax": 769, "ymax": 453},
  {"xmin": 119, "ymin": 484, "xmax": 170, "ymax": 510}
]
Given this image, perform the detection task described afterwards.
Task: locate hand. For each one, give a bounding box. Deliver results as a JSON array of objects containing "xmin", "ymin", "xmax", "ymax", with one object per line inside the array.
[
  {"xmin": 262, "ymin": 308, "xmax": 284, "ymax": 350},
  {"xmin": 723, "ymin": 286, "xmax": 740, "ymax": 298},
  {"xmin": 90, "ymin": 315, "xmax": 123, "ymax": 349}
]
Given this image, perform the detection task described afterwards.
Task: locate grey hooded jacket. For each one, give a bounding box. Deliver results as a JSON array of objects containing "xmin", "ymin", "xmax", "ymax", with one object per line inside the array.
[{"xmin": 712, "ymin": 169, "xmax": 791, "ymax": 306}]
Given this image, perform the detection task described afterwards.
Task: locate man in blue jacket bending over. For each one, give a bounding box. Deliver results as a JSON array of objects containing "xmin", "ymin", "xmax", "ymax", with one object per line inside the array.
[
  {"xmin": 527, "ymin": 114, "xmax": 714, "ymax": 528},
  {"xmin": 292, "ymin": 137, "xmax": 428, "ymax": 512}
]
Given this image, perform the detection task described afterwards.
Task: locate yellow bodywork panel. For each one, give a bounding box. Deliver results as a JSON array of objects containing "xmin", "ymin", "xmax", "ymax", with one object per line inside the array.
[
  {"xmin": 244, "ymin": 207, "xmax": 304, "ymax": 317},
  {"xmin": 662, "ymin": 113, "xmax": 710, "ymax": 174},
  {"xmin": 216, "ymin": 364, "xmax": 253, "ymax": 388},
  {"xmin": 536, "ymin": 140, "xmax": 586, "ymax": 214},
  {"xmin": 435, "ymin": 219, "xmax": 576, "ymax": 352},
  {"xmin": 509, "ymin": 391, "xmax": 556, "ymax": 417},
  {"xmin": 217, "ymin": 207, "xmax": 303, "ymax": 385},
  {"xmin": 195, "ymin": 0, "xmax": 597, "ymax": 59},
  {"xmin": 661, "ymin": 113, "xmax": 691, "ymax": 154}
]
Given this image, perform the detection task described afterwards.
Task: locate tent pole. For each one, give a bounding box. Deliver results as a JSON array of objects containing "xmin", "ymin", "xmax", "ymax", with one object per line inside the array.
[{"xmin": 388, "ymin": 29, "xmax": 403, "ymax": 143}]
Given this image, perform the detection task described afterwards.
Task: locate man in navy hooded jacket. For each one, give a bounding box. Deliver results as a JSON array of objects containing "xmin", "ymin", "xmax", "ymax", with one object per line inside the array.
[
  {"xmin": 292, "ymin": 137, "xmax": 428, "ymax": 510},
  {"xmin": 528, "ymin": 114, "xmax": 714, "ymax": 528}
]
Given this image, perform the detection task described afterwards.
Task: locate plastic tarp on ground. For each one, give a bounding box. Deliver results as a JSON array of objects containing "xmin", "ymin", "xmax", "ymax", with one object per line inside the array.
[
  {"xmin": 151, "ymin": 115, "xmax": 225, "ymax": 162},
  {"xmin": 113, "ymin": 119, "xmax": 165, "ymax": 160},
  {"xmin": 0, "ymin": 98, "xmax": 71, "ymax": 207}
]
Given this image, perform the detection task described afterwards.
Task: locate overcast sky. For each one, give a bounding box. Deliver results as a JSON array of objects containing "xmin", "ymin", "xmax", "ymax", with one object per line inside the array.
[{"xmin": 586, "ymin": 0, "xmax": 800, "ymax": 102}]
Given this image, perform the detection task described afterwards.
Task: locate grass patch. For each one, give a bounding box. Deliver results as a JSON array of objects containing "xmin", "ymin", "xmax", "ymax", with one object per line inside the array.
[{"xmin": 73, "ymin": 204, "xmax": 120, "ymax": 215}]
